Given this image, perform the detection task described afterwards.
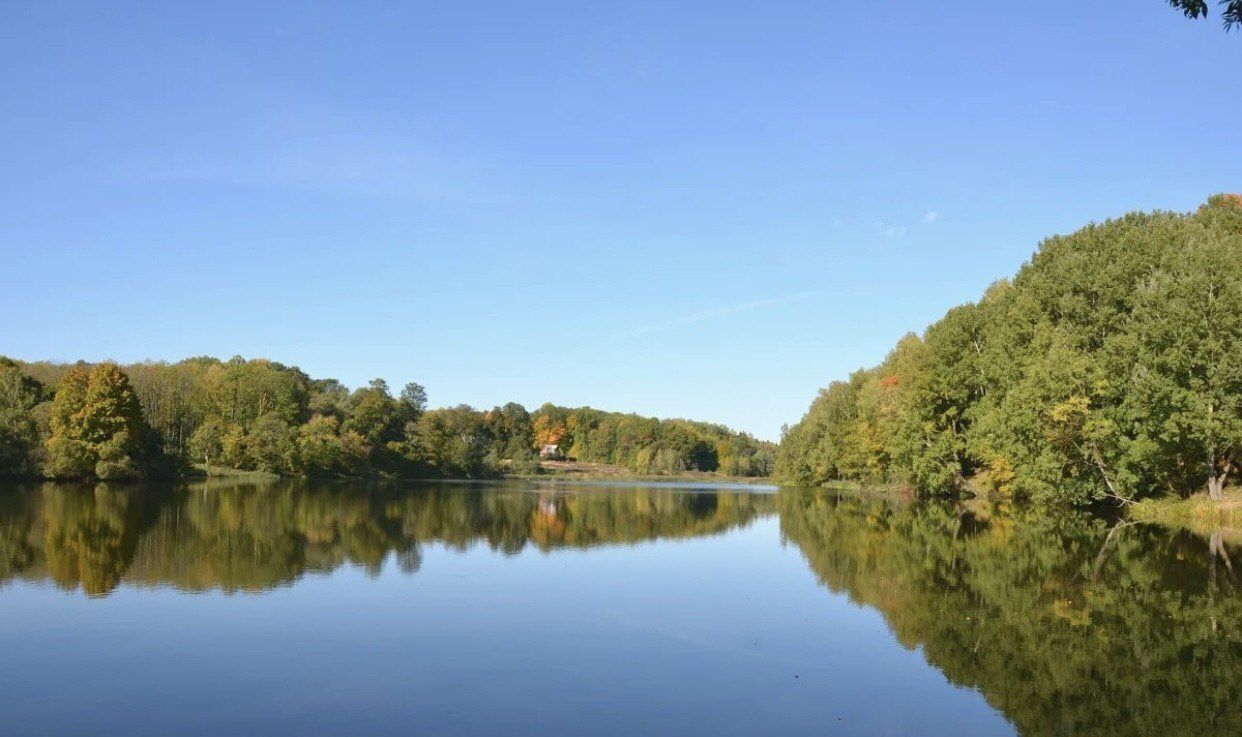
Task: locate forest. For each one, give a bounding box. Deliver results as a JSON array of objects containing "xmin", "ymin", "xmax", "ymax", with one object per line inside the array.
[
  {"xmin": 0, "ymin": 356, "xmax": 774, "ymax": 481},
  {"xmin": 776, "ymin": 195, "xmax": 1242, "ymax": 506}
]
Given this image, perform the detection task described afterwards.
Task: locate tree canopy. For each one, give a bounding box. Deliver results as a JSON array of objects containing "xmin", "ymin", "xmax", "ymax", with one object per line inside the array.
[
  {"xmin": 777, "ymin": 196, "xmax": 1242, "ymax": 505},
  {"xmin": 43, "ymin": 363, "xmax": 155, "ymax": 480},
  {"xmin": 0, "ymin": 356, "xmax": 773, "ymax": 481}
]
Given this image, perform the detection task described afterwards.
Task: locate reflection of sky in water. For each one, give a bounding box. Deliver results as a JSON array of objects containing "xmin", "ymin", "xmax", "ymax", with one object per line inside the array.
[
  {"xmin": 1, "ymin": 493, "xmax": 1011, "ymax": 737},
  {"xmin": 1, "ymin": 482, "xmax": 1236, "ymax": 737}
]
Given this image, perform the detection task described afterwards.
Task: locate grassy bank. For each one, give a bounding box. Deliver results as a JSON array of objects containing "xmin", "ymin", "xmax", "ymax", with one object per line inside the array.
[
  {"xmin": 504, "ymin": 460, "xmax": 776, "ymax": 485},
  {"xmin": 188, "ymin": 464, "xmax": 282, "ymax": 481},
  {"xmin": 178, "ymin": 460, "xmax": 772, "ymax": 487},
  {"xmin": 1130, "ymin": 488, "xmax": 1242, "ymax": 533}
]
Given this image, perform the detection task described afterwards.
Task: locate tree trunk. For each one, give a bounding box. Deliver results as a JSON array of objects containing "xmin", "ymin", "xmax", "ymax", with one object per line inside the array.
[
  {"xmin": 1208, "ymin": 474, "xmax": 1224, "ymax": 501},
  {"xmin": 1206, "ymin": 456, "xmax": 1231, "ymax": 501},
  {"xmin": 1205, "ymin": 444, "xmax": 1229, "ymax": 500}
]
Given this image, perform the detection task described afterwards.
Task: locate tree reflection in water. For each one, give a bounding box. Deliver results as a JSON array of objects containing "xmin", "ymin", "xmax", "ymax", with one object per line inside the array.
[
  {"xmin": 1, "ymin": 481, "xmax": 1237, "ymax": 736},
  {"xmin": 778, "ymin": 488, "xmax": 1240, "ymax": 737},
  {"xmin": 0, "ymin": 480, "xmax": 773, "ymax": 595}
]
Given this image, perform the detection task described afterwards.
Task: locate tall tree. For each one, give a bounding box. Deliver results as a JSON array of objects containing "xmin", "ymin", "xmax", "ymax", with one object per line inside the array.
[
  {"xmin": 44, "ymin": 363, "xmax": 153, "ymax": 479},
  {"xmin": 0, "ymin": 359, "xmax": 45, "ymax": 476}
]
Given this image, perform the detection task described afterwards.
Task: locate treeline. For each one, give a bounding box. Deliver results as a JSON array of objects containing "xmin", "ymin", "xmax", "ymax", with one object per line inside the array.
[
  {"xmin": 0, "ymin": 355, "xmax": 773, "ymax": 481},
  {"xmin": 776, "ymin": 195, "xmax": 1242, "ymax": 505},
  {"xmin": 530, "ymin": 404, "xmax": 774, "ymax": 476}
]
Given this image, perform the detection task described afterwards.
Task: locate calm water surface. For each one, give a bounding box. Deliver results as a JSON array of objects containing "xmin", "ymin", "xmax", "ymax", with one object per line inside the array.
[{"xmin": 0, "ymin": 480, "xmax": 1238, "ymax": 736}]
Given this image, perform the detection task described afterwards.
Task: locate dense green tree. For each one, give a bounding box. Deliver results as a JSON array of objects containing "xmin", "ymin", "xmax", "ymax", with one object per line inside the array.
[
  {"xmin": 199, "ymin": 356, "xmax": 310, "ymax": 428},
  {"xmin": 243, "ymin": 413, "xmax": 297, "ymax": 473},
  {"xmin": 485, "ymin": 402, "xmax": 534, "ymax": 457},
  {"xmin": 778, "ymin": 196, "xmax": 1242, "ymax": 505},
  {"xmin": 44, "ymin": 364, "xmax": 153, "ymax": 480},
  {"xmin": 187, "ymin": 417, "xmax": 227, "ymax": 468},
  {"xmin": 530, "ymin": 404, "xmax": 775, "ymax": 476},
  {"xmin": 345, "ymin": 379, "xmax": 401, "ymax": 446},
  {"xmin": 125, "ymin": 361, "xmax": 201, "ymax": 461},
  {"xmin": 308, "ymin": 378, "xmax": 351, "ymax": 421},
  {"xmin": 295, "ymin": 415, "xmax": 368, "ymax": 476},
  {"xmin": 399, "ymin": 382, "xmax": 428, "ymax": 418},
  {"xmin": 0, "ymin": 358, "xmax": 45, "ymax": 476},
  {"xmin": 415, "ymin": 405, "xmax": 498, "ymax": 478},
  {"xmin": 1128, "ymin": 207, "xmax": 1242, "ymax": 499}
]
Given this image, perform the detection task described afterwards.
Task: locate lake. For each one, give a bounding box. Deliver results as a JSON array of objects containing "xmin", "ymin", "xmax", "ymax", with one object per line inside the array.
[{"xmin": 0, "ymin": 480, "xmax": 1238, "ymax": 736}]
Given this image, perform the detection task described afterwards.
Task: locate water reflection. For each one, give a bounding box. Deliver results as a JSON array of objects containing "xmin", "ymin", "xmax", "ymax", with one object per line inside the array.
[
  {"xmin": 0, "ymin": 480, "xmax": 773, "ymax": 595},
  {"xmin": 1, "ymin": 482, "xmax": 1238, "ymax": 736},
  {"xmin": 779, "ymin": 489, "xmax": 1241, "ymax": 737}
]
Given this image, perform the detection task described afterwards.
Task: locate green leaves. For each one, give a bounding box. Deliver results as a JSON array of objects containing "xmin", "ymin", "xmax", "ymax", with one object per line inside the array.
[
  {"xmin": 1168, "ymin": 0, "xmax": 1242, "ymax": 31},
  {"xmin": 779, "ymin": 196, "xmax": 1242, "ymax": 504},
  {"xmin": 0, "ymin": 363, "xmax": 44, "ymax": 476},
  {"xmin": 44, "ymin": 364, "xmax": 152, "ymax": 480}
]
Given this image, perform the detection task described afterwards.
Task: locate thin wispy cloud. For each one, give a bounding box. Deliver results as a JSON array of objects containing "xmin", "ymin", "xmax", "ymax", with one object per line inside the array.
[
  {"xmin": 619, "ymin": 291, "xmax": 821, "ymax": 338},
  {"xmin": 876, "ymin": 212, "xmax": 936, "ymax": 241}
]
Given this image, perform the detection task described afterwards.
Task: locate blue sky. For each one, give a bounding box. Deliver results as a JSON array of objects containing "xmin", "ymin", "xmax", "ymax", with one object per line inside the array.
[{"xmin": 2, "ymin": 1, "xmax": 1238, "ymax": 440}]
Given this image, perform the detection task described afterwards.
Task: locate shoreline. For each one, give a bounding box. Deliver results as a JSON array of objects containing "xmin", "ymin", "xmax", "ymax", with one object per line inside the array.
[
  {"xmin": 1129, "ymin": 489, "xmax": 1242, "ymax": 535},
  {"xmin": 3, "ymin": 461, "xmax": 775, "ymax": 488}
]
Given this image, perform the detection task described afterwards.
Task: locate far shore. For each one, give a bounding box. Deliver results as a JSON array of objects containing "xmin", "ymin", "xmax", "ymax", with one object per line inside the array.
[
  {"xmin": 499, "ymin": 460, "xmax": 777, "ymax": 485},
  {"xmin": 180, "ymin": 460, "xmax": 777, "ymax": 486}
]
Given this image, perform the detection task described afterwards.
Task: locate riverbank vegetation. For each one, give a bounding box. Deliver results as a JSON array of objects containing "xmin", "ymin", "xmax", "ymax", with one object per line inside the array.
[
  {"xmin": 507, "ymin": 459, "xmax": 774, "ymax": 484},
  {"xmin": 776, "ymin": 195, "xmax": 1242, "ymax": 507},
  {"xmin": 0, "ymin": 357, "xmax": 774, "ymax": 481},
  {"xmin": 1131, "ymin": 486, "xmax": 1242, "ymax": 533}
]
